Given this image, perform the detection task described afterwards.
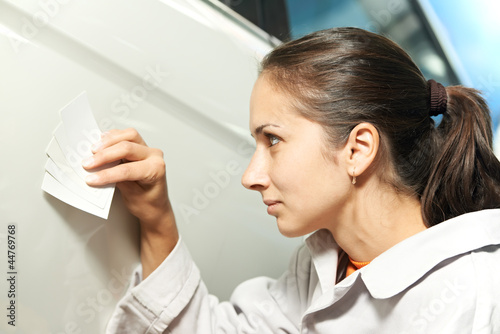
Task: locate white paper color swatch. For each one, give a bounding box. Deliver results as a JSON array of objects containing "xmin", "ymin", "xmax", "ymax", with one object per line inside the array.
[{"xmin": 42, "ymin": 92, "xmax": 116, "ymax": 219}]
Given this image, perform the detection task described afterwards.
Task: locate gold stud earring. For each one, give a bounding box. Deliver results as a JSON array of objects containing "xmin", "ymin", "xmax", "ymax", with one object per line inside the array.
[{"xmin": 352, "ymin": 167, "xmax": 356, "ymax": 185}]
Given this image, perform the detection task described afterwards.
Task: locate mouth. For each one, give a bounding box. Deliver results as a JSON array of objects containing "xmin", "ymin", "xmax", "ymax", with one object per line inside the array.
[{"xmin": 263, "ymin": 199, "xmax": 281, "ymax": 215}]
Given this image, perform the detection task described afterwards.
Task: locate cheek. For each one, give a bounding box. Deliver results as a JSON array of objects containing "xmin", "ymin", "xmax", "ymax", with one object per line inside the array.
[
  {"xmin": 268, "ymin": 150, "xmax": 311, "ymax": 193},
  {"xmin": 270, "ymin": 146, "xmax": 350, "ymax": 235},
  {"xmin": 272, "ymin": 148, "xmax": 337, "ymax": 197},
  {"xmin": 288, "ymin": 153, "xmax": 348, "ymax": 209}
]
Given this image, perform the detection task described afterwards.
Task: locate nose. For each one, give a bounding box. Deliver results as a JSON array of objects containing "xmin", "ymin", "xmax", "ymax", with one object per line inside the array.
[{"xmin": 241, "ymin": 150, "xmax": 270, "ymax": 191}]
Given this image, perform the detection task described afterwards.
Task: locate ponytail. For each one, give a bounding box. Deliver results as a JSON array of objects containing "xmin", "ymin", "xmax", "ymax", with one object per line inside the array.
[{"xmin": 422, "ymin": 86, "xmax": 500, "ymax": 226}]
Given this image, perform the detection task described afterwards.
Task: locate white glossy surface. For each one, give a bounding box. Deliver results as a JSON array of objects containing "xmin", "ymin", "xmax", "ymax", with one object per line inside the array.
[{"xmin": 0, "ymin": 0, "xmax": 301, "ymax": 332}]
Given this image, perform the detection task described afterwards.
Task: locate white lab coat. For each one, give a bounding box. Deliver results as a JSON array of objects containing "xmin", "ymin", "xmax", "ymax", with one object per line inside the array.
[{"xmin": 106, "ymin": 209, "xmax": 500, "ymax": 333}]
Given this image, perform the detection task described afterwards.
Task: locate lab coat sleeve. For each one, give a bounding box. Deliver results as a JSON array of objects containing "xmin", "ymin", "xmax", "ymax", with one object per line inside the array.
[{"xmin": 106, "ymin": 237, "xmax": 312, "ymax": 334}]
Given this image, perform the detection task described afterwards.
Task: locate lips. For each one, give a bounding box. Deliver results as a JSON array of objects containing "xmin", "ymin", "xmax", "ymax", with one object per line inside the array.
[
  {"xmin": 263, "ymin": 199, "xmax": 281, "ymax": 215},
  {"xmin": 263, "ymin": 199, "xmax": 281, "ymax": 206}
]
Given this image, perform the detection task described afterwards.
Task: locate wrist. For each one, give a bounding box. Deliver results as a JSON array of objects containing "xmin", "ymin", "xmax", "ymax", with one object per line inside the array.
[{"xmin": 139, "ymin": 208, "xmax": 179, "ymax": 279}]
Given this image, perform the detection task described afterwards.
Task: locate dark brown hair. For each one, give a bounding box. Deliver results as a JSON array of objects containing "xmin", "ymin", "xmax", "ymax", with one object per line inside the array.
[{"xmin": 260, "ymin": 27, "xmax": 500, "ymax": 226}]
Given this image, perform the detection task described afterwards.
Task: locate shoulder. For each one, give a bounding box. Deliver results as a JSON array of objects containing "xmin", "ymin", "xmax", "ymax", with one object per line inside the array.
[
  {"xmin": 398, "ymin": 242, "xmax": 500, "ymax": 333},
  {"xmin": 359, "ymin": 209, "xmax": 500, "ymax": 332},
  {"xmin": 468, "ymin": 244, "xmax": 500, "ymax": 332}
]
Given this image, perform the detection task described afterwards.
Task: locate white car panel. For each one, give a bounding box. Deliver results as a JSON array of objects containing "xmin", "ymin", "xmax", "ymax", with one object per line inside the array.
[{"xmin": 0, "ymin": 1, "xmax": 301, "ymax": 332}]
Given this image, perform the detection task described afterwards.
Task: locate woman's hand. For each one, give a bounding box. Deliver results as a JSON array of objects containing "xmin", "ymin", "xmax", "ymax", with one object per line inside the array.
[
  {"xmin": 82, "ymin": 128, "xmax": 168, "ymax": 226},
  {"xmin": 82, "ymin": 128, "xmax": 178, "ymax": 278}
]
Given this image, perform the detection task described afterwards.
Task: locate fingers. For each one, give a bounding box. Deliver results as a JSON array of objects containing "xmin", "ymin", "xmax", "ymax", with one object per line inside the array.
[
  {"xmin": 82, "ymin": 128, "xmax": 165, "ymax": 186},
  {"xmin": 83, "ymin": 141, "xmax": 154, "ymax": 169},
  {"xmin": 91, "ymin": 128, "xmax": 146, "ymax": 153},
  {"xmin": 86, "ymin": 157, "xmax": 166, "ymax": 186}
]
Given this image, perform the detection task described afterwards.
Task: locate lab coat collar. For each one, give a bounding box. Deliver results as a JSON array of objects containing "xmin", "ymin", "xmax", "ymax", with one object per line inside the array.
[
  {"xmin": 305, "ymin": 209, "xmax": 500, "ymax": 301},
  {"xmin": 361, "ymin": 209, "xmax": 500, "ymax": 299},
  {"xmin": 305, "ymin": 229, "xmax": 341, "ymax": 294}
]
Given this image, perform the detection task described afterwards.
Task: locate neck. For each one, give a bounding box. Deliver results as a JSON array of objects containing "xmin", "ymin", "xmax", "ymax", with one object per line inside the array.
[{"xmin": 330, "ymin": 181, "xmax": 427, "ymax": 262}]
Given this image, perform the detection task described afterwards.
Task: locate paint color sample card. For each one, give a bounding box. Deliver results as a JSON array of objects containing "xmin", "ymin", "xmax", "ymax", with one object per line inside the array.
[{"xmin": 42, "ymin": 92, "xmax": 116, "ymax": 219}]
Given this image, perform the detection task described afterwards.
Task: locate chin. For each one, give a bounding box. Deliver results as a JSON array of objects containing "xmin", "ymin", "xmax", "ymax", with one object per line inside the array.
[{"xmin": 276, "ymin": 218, "xmax": 309, "ymax": 238}]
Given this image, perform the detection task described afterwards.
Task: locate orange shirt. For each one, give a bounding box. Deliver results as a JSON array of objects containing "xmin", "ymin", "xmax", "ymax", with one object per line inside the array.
[{"xmin": 345, "ymin": 258, "xmax": 371, "ymax": 277}]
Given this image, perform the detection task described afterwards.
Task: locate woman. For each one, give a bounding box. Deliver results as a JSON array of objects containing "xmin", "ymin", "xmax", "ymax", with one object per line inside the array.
[{"xmin": 83, "ymin": 27, "xmax": 500, "ymax": 333}]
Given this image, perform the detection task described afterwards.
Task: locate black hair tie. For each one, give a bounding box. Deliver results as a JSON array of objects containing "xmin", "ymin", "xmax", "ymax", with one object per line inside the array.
[{"xmin": 428, "ymin": 79, "xmax": 447, "ymax": 117}]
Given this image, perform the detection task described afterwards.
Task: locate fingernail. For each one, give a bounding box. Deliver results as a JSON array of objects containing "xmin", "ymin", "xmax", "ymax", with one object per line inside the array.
[
  {"xmin": 91, "ymin": 141, "xmax": 103, "ymax": 152},
  {"xmin": 100, "ymin": 131, "xmax": 110, "ymax": 138},
  {"xmin": 82, "ymin": 156, "xmax": 94, "ymax": 168},
  {"xmin": 85, "ymin": 174, "xmax": 99, "ymax": 184}
]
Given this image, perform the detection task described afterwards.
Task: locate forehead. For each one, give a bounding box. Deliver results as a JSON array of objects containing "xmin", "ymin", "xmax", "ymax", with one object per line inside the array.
[{"xmin": 249, "ymin": 75, "xmax": 298, "ymax": 130}]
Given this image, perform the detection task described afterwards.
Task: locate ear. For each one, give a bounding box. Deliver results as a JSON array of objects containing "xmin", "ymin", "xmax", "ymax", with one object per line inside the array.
[{"xmin": 342, "ymin": 123, "xmax": 380, "ymax": 180}]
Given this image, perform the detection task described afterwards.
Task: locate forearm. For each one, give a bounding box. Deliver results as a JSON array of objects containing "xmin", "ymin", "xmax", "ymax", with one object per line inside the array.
[
  {"xmin": 106, "ymin": 237, "xmax": 201, "ymax": 334},
  {"xmin": 140, "ymin": 206, "xmax": 179, "ymax": 279}
]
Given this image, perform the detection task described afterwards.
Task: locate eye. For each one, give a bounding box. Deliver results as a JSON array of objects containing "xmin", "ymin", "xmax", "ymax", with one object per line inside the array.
[{"xmin": 264, "ymin": 133, "xmax": 281, "ymax": 147}]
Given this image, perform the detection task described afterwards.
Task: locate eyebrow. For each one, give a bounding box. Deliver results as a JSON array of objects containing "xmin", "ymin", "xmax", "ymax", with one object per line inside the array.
[{"xmin": 252, "ymin": 123, "xmax": 281, "ymax": 137}]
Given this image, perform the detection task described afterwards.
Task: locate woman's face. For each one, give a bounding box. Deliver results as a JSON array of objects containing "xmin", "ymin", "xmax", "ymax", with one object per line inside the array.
[{"xmin": 242, "ymin": 75, "xmax": 352, "ymax": 238}]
